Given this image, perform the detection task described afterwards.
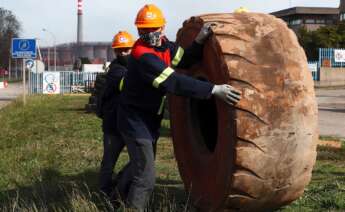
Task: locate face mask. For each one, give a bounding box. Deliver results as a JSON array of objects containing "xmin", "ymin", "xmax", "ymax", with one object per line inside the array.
[
  {"xmin": 117, "ymin": 55, "xmax": 130, "ymax": 66},
  {"xmin": 140, "ymin": 31, "xmax": 162, "ymax": 47}
]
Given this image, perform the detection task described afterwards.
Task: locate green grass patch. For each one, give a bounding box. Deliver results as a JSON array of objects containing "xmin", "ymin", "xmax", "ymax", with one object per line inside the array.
[
  {"xmin": 281, "ymin": 145, "xmax": 345, "ymax": 212},
  {"xmin": 0, "ymin": 95, "xmax": 188, "ymax": 211},
  {"xmin": 319, "ymin": 135, "xmax": 345, "ymax": 142},
  {"xmin": 7, "ymin": 78, "xmax": 22, "ymax": 83},
  {"xmin": 0, "ymin": 95, "xmax": 344, "ymax": 211}
]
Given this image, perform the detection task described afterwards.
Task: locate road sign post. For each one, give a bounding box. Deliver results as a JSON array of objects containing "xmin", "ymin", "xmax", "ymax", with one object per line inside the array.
[
  {"xmin": 26, "ymin": 59, "xmax": 34, "ymax": 94},
  {"xmin": 11, "ymin": 38, "xmax": 37, "ymax": 106},
  {"xmin": 8, "ymin": 57, "xmax": 11, "ymax": 81},
  {"xmin": 23, "ymin": 59, "xmax": 26, "ymax": 105}
]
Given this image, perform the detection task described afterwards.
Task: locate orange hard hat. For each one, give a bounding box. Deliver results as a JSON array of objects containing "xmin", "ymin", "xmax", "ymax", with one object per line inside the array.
[
  {"xmin": 112, "ymin": 31, "xmax": 135, "ymax": 49},
  {"xmin": 135, "ymin": 4, "xmax": 166, "ymax": 28}
]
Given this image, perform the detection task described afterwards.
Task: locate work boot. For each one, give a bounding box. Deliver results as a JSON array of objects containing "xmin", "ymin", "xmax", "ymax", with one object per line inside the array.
[{"xmin": 110, "ymin": 188, "xmax": 122, "ymax": 210}]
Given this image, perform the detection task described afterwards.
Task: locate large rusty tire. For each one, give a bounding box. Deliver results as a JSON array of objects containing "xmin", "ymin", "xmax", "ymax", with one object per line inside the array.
[{"xmin": 169, "ymin": 13, "xmax": 318, "ymax": 211}]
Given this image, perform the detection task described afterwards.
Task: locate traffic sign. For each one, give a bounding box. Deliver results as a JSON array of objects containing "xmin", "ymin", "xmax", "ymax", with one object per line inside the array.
[
  {"xmin": 25, "ymin": 59, "xmax": 45, "ymax": 73},
  {"xmin": 25, "ymin": 59, "xmax": 35, "ymax": 69},
  {"xmin": 11, "ymin": 38, "xmax": 37, "ymax": 59}
]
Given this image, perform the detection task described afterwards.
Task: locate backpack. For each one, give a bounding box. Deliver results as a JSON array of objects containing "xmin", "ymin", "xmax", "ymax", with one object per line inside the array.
[{"xmin": 94, "ymin": 73, "xmax": 107, "ymax": 119}]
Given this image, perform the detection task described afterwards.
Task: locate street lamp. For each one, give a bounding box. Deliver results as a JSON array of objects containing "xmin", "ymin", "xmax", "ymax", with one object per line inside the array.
[{"xmin": 42, "ymin": 28, "xmax": 57, "ymax": 71}]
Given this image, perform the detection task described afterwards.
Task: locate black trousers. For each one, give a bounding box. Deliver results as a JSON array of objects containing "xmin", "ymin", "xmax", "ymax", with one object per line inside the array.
[{"xmin": 99, "ymin": 133, "xmax": 127, "ymax": 196}]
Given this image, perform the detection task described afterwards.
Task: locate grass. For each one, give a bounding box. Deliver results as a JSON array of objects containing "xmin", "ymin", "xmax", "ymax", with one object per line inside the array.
[
  {"xmin": 0, "ymin": 77, "xmax": 22, "ymax": 83},
  {"xmin": 320, "ymin": 135, "xmax": 345, "ymax": 143},
  {"xmin": 0, "ymin": 95, "xmax": 344, "ymax": 211},
  {"xmin": 281, "ymin": 145, "xmax": 345, "ymax": 211},
  {"xmin": 0, "ymin": 95, "xmax": 186, "ymax": 211}
]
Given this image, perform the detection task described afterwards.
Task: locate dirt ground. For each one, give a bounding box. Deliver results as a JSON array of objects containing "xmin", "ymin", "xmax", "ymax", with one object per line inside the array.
[
  {"xmin": 316, "ymin": 88, "xmax": 345, "ymax": 138},
  {"xmin": 317, "ymin": 140, "xmax": 343, "ymax": 148}
]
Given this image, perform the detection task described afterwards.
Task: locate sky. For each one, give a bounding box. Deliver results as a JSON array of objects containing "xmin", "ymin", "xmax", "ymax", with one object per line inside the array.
[{"xmin": 0, "ymin": 0, "xmax": 341, "ymax": 46}]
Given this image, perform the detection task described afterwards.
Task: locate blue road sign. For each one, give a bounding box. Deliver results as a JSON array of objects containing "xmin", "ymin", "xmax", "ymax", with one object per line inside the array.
[{"xmin": 11, "ymin": 38, "xmax": 37, "ymax": 59}]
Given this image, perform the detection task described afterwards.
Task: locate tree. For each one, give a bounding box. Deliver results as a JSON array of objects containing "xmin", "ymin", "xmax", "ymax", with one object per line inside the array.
[
  {"xmin": 298, "ymin": 28, "xmax": 318, "ymax": 60},
  {"xmin": 298, "ymin": 22, "xmax": 345, "ymax": 60},
  {"xmin": 0, "ymin": 7, "xmax": 21, "ymax": 69}
]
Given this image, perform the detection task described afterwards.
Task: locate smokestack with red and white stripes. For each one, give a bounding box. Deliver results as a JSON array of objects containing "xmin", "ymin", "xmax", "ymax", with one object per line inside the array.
[{"xmin": 77, "ymin": 0, "xmax": 83, "ymax": 44}]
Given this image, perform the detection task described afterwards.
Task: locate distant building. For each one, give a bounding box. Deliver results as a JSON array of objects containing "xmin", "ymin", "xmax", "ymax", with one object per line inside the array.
[
  {"xmin": 271, "ymin": 0, "xmax": 345, "ymax": 32},
  {"xmin": 271, "ymin": 7, "xmax": 339, "ymax": 32},
  {"xmin": 40, "ymin": 42, "xmax": 115, "ymax": 70}
]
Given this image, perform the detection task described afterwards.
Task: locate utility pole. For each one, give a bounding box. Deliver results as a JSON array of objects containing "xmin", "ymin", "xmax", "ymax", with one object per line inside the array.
[
  {"xmin": 42, "ymin": 28, "xmax": 57, "ymax": 71},
  {"xmin": 47, "ymin": 47, "xmax": 50, "ymax": 71},
  {"xmin": 15, "ymin": 59, "xmax": 18, "ymax": 79}
]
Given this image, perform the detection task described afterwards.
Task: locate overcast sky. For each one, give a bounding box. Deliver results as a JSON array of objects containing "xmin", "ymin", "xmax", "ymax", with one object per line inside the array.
[{"xmin": 0, "ymin": 0, "xmax": 340, "ymax": 46}]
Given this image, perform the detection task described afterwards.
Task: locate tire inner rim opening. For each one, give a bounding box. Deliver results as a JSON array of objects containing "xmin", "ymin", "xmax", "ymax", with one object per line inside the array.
[{"xmin": 189, "ymin": 78, "xmax": 218, "ymax": 153}]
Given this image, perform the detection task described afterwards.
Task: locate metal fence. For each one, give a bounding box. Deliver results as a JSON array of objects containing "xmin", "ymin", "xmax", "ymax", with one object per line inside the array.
[
  {"xmin": 319, "ymin": 48, "xmax": 345, "ymax": 68},
  {"xmin": 26, "ymin": 60, "xmax": 322, "ymax": 90},
  {"xmin": 29, "ymin": 71, "xmax": 101, "ymax": 94}
]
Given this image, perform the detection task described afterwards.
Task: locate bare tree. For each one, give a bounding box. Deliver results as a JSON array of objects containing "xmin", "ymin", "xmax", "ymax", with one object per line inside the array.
[{"xmin": 0, "ymin": 7, "xmax": 21, "ymax": 68}]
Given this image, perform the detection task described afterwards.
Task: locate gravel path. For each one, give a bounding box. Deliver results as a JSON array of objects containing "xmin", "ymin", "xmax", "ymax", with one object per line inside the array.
[{"xmin": 316, "ymin": 88, "xmax": 345, "ymax": 138}]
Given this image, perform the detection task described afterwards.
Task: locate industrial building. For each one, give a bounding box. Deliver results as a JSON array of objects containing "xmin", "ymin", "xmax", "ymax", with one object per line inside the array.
[
  {"xmin": 41, "ymin": 0, "xmax": 345, "ymax": 70},
  {"xmin": 271, "ymin": 0, "xmax": 345, "ymax": 32},
  {"xmin": 40, "ymin": 0, "xmax": 115, "ymax": 70},
  {"xmin": 40, "ymin": 42, "xmax": 115, "ymax": 70}
]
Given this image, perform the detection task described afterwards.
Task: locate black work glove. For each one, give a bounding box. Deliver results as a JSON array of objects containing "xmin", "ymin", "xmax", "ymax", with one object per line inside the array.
[{"xmin": 195, "ymin": 22, "xmax": 216, "ymax": 44}]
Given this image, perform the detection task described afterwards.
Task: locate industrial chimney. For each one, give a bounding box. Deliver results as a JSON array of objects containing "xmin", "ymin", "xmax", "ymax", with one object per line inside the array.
[
  {"xmin": 74, "ymin": 0, "xmax": 83, "ymax": 69},
  {"xmin": 77, "ymin": 0, "xmax": 83, "ymax": 44}
]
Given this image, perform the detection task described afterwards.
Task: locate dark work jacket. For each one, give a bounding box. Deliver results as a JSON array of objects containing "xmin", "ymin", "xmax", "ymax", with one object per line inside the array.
[
  {"xmin": 102, "ymin": 59, "xmax": 127, "ymax": 135},
  {"xmin": 118, "ymin": 38, "xmax": 214, "ymax": 140}
]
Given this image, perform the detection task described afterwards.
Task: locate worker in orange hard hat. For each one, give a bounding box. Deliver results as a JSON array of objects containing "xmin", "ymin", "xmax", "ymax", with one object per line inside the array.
[
  {"xmin": 98, "ymin": 31, "xmax": 134, "ymax": 199},
  {"xmin": 115, "ymin": 4, "xmax": 241, "ymax": 210},
  {"xmin": 111, "ymin": 31, "xmax": 134, "ymax": 64},
  {"xmin": 134, "ymin": 4, "xmax": 168, "ymax": 48}
]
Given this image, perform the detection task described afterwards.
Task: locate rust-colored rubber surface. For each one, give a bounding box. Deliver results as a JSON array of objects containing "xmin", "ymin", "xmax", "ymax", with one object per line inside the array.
[{"xmin": 169, "ymin": 13, "xmax": 318, "ymax": 211}]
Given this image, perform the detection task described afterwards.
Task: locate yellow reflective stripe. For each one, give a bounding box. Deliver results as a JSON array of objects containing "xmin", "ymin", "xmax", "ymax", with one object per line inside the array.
[
  {"xmin": 152, "ymin": 67, "xmax": 174, "ymax": 88},
  {"xmin": 158, "ymin": 96, "xmax": 166, "ymax": 115},
  {"xmin": 119, "ymin": 77, "xmax": 124, "ymax": 91},
  {"xmin": 172, "ymin": 47, "xmax": 184, "ymax": 67}
]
